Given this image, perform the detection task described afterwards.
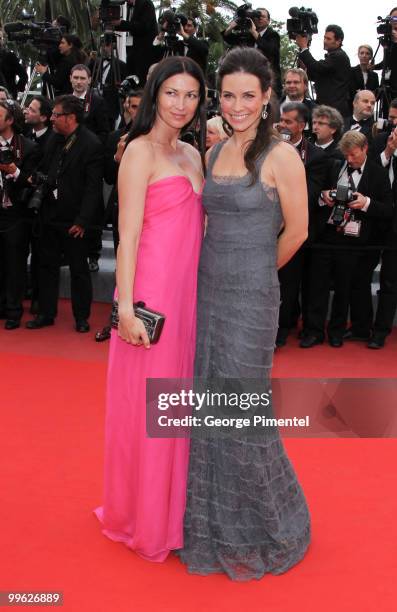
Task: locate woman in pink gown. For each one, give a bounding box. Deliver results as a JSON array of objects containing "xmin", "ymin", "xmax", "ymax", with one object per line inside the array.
[{"xmin": 95, "ymin": 57, "xmax": 206, "ymax": 562}]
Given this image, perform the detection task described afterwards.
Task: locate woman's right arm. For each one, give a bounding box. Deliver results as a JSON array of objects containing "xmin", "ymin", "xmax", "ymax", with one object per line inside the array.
[{"xmin": 116, "ymin": 140, "xmax": 153, "ymax": 347}]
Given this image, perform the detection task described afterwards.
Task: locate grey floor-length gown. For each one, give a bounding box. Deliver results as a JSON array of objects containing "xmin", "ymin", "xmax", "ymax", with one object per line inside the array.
[{"xmin": 179, "ymin": 139, "xmax": 311, "ymax": 581}]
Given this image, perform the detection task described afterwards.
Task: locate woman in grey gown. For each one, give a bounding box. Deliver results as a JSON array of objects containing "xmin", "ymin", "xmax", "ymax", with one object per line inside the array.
[{"xmin": 179, "ymin": 47, "xmax": 311, "ymax": 581}]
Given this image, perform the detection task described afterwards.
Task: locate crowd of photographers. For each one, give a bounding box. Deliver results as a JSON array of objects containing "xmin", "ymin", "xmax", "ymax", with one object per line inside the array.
[{"xmin": 1, "ymin": 2, "xmax": 397, "ymax": 349}]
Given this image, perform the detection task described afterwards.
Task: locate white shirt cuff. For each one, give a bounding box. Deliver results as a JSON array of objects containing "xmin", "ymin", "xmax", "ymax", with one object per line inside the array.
[
  {"xmin": 361, "ymin": 197, "xmax": 370, "ymax": 212},
  {"xmin": 380, "ymin": 151, "xmax": 390, "ymax": 167},
  {"xmin": 6, "ymin": 167, "xmax": 20, "ymax": 181}
]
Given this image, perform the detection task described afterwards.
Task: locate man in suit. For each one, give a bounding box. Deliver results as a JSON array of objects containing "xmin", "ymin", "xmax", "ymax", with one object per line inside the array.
[
  {"xmin": 26, "ymin": 96, "xmax": 104, "ymax": 333},
  {"xmin": 24, "ymin": 96, "xmax": 53, "ymax": 154},
  {"xmin": 222, "ymin": 8, "xmax": 281, "ymax": 96},
  {"xmin": 295, "ymin": 24, "xmax": 351, "ymax": 117},
  {"xmin": 276, "ymin": 102, "xmax": 328, "ymax": 347},
  {"xmin": 112, "ymin": 0, "xmax": 158, "ymax": 86},
  {"xmin": 349, "ymin": 45, "xmax": 379, "ymax": 107},
  {"xmin": 311, "ymin": 105, "xmax": 344, "ymax": 161},
  {"xmin": 0, "ymin": 29, "xmax": 28, "ymax": 100},
  {"xmin": 344, "ymin": 90, "xmax": 376, "ymax": 142},
  {"xmin": 345, "ymin": 99, "xmax": 397, "ymax": 348},
  {"xmin": 0, "ymin": 100, "xmax": 41, "ymax": 329},
  {"xmin": 300, "ymin": 131, "xmax": 393, "ymax": 348},
  {"xmin": 279, "ymin": 68, "xmax": 316, "ymax": 134},
  {"xmin": 24, "ymin": 95, "xmax": 53, "ymax": 314},
  {"xmin": 153, "ymin": 16, "xmax": 209, "ymax": 75},
  {"xmin": 70, "ymin": 64, "xmax": 110, "ymax": 144}
]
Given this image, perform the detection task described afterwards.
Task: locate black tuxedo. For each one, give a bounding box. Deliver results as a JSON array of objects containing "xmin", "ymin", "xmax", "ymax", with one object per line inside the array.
[
  {"xmin": 0, "ymin": 49, "xmax": 28, "ymax": 99},
  {"xmin": 223, "ymin": 27, "xmax": 281, "ymax": 95},
  {"xmin": 357, "ymin": 131, "xmax": 397, "ymax": 338},
  {"xmin": 26, "ymin": 127, "xmax": 53, "ymax": 156},
  {"xmin": 278, "ymin": 139, "xmax": 328, "ymax": 336},
  {"xmin": 299, "ymin": 47, "xmax": 351, "ymax": 117},
  {"xmin": 36, "ymin": 126, "xmax": 104, "ymax": 322},
  {"xmin": 343, "ymin": 115, "xmax": 374, "ymax": 142},
  {"xmin": 115, "ymin": 0, "xmax": 157, "ymax": 85},
  {"xmin": 88, "ymin": 57, "xmax": 128, "ymax": 127},
  {"xmin": 78, "ymin": 89, "xmax": 111, "ymax": 144},
  {"xmin": 0, "ymin": 135, "xmax": 41, "ymax": 321},
  {"xmin": 349, "ymin": 65, "xmax": 379, "ymax": 106},
  {"xmin": 305, "ymin": 158, "xmax": 392, "ymax": 340},
  {"xmin": 153, "ymin": 36, "xmax": 209, "ymax": 74}
]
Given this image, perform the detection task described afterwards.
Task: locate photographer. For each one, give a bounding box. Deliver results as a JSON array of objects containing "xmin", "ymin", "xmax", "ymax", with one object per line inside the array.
[
  {"xmin": 372, "ymin": 8, "xmax": 397, "ymax": 115},
  {"xmin": 0, "ymin": 29, "xmax": 28, "ymax": 100},
  {"xmin": 280, "ymin": 68, "xmax": 316, "ymax": 131},
  {"xmin": 311, "ymin": 105, "xmax": 344, "ymax": 162},
  {"xmin": 296, "ymin": 24, "xmax": 351, "ymax": 117},
  {"xmin": 0, "ymin": 100, "xmax": 41, "ymax": 329},
  {"xmin": 276, "ymin": 102, "xmax": 328, "ymax": 347},
  {"xmin": 300, "ymin": 131, "xmax": 392, "ymax": 348},
  {"xmin": 223, "ymin": 7, "xmax": 281, "ymax": 95},
  {"xmin": 26, "ymin": 96, "xmax": 104, "ymax": 333},
  {"xmin": 111, "ymin": 0, "xmax": 157, "ymax": 86},
  {"xmin": 35, "ymin": 34, "xmax": 87, "ymax": 96},
  {"xmin": 344, "ymin": 99, "xmax": 397, "ymax": 348},
  {"xmin": 154, "ymin": 15, "xmax": 209, "ymax": 75}
]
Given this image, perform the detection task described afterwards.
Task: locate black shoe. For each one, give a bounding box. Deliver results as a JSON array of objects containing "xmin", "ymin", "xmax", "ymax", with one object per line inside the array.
[
  {"xmin": 343, "ymin": 328, "xmax": 370, "ymax": 341},
  {"xmin": 30, "ymin": 300, "xmax": 39, "ymax": 315},
  {"xmin": 367, "ymin": 333, "xmax": 386, "ymax": 349},
  {"xmin": 95, "ymin": 326, "xmax": 111, "ymax": 342},
  {"xmin": 75, "ymin": 319, "xmax": 90, "ymax": 333},
  {"xmin": 26, "ymin": 315, "xmax": 55, "ymax": 329},
  {"xmin": 276, "ymin": 328, "xmax": 288, "ymax": 348},
  {"xmin": 329, "ymin": 336, "xmax": 343, "ymax": 348},
  {"xmin": 5, "ymin": 319, "xmax": 20, "ymax": 330},
  {"xmin": 88, "ymin": 257, "xmax": 99, "ymax": 272},
  {"xmin": 299, "ymin": 334, "xmax": 323, "ymax": 348}
]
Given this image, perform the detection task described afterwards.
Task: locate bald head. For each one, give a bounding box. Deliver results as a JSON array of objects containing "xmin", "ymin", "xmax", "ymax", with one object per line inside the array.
[{"xmin": 353, "ymin": 90, "xmax": 376, "ymax": 120}]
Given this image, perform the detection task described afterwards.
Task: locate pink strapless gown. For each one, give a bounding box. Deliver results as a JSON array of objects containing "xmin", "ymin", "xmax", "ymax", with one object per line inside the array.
[{"xmin": 95, "ymin": 176, "xmax": 203, "ymax": 562}]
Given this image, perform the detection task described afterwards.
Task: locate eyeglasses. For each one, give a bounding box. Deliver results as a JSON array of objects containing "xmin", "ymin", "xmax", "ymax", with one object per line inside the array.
[
  {"xmin": 51, "ymin": 111, "xmax": 71, "ymax": 118},
  {"xmin": 312, "ymin": 120, "xmax": 331, "ymax": 126}
]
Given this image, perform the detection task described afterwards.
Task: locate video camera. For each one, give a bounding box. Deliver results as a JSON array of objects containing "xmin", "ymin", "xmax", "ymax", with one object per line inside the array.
[
  {"xmin": 287, "ymin": 6, "xmax": 318, "ymax": 40},
  {"xmin": 230, "ymin": 4, "xmax": 261, "ymax": 44},
  {"xmin": 159, "ymin": 9, "xmax": 188, "ymax": 36},
  {"xmin": 376, "ymin": 15, "xmax": 397, "ymax": 47},
  {"xmin": 99, "ymin": 0, "xmax": 127, "ymax": 24},
  {"xmin": 329, "ymin": 184, "xmax": 357, "ymax": 226},
  {"xmin": 4, "ymin": 9, "xmax": 64, "ymax": 51}
]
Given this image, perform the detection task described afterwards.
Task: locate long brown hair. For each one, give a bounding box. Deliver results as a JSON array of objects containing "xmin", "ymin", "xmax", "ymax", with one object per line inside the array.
[{"xmin": 218, "ymin": 47, "xmax": 275, "ymax": 182}]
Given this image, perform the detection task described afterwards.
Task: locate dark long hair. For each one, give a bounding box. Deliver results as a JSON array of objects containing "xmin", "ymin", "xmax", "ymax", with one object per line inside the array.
[
  {"xmin": 127, "ymin": 56, "xmax": 207, "ymax": 169},
  {"xmin": 62, "ymin": 34, "xmax": 86, "ymax": 64},
  {"xmin": 218, "ymin": 47, "xmax": 276, "ymax": 182}
]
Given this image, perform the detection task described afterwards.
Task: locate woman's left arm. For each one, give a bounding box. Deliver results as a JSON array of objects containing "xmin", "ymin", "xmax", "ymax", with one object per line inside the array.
[{"xmin": 265, "ymin": 141, "xmax": 308, "ymax": 269}]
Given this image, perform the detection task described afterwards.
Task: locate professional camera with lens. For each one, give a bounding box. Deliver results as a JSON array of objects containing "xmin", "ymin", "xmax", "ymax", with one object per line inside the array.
[
  {"xmin": 4, "ymin": 9, "xmax": 65, "ymax": 52},
  {"xmin": 99, "ymin": 0, "xmax": 126, "ymax": 24},
  {"xmin": 376, "ymin": 15, "xmax": 397, "ymax": 47},
  {"xmin": 27, "ymin": 171, "xmax": 50, "ymax": 213},
  {"xmin": 159, "ymin": 9, "xmax": 188, "ymax": 36},
  {"xmin": 230, "ymin": 3, "xmax": 261, "ymax": 44},
  {"xmin": 118, "ymin": 74, "xmax": 140, "ymax": 98},
  {"xmin": 328, "ymin": 184, "xmax": 357, "ymax": 226},
  {"xmin": 287, "ymin": 6, "xmax": 318, "ymax": 40},
  {"xmin": 375, "ymin": 117, "xmax": 395, "ymax": 135},
  {"xmin": 0, "ymin": 146, "xmax": 16, "ymax": 166}
]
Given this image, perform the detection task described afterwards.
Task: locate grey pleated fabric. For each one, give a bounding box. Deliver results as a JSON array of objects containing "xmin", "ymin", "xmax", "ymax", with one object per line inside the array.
[{"xmin": 178, "ymin": 139, "xmax": 311, "ymax": 581}]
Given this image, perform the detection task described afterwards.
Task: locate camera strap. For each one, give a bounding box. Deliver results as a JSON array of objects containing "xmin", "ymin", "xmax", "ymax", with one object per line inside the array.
[
  {"xmin": 52, "ymin": 132, "xmax": 78, "ymax": 197},
  {"xmin": 297, "ymin": 138, "xmax": 309, "ymax": 165}
]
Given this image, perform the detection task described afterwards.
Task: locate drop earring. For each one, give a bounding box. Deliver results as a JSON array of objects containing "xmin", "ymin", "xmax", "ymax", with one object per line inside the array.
[{"xmin": 262, "ymin": 104, "xmax": 268, "ymax": 120}]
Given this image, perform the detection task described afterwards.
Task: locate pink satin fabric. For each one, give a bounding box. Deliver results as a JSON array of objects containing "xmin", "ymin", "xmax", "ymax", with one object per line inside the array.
[{"xmin": 95, "ymin": 176, "xmax": 204, "ymax": 561}]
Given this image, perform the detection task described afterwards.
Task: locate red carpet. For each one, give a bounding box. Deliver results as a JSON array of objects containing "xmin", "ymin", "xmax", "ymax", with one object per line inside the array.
[{"xmin": 1, "ymin": 300, "xmax": 396, "ymax": 611}]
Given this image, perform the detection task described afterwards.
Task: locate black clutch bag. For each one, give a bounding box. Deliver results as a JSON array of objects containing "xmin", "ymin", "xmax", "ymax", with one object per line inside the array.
[{"xmin": 111, "ymin": 300, "xmax": 165, "ymax": 344}]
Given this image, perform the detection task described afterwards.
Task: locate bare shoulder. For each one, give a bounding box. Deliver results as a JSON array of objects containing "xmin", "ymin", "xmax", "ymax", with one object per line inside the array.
[
  {"xmin": 179, "ymin": 140, "xmax": 202, "ymax": 170},
  {"xmin": 267, "ymin": 140, "xmax": 301, "ymax": 164},
  {"xmin": 123, "ymin": 137, "xmax": 154, "ymax": 159}
]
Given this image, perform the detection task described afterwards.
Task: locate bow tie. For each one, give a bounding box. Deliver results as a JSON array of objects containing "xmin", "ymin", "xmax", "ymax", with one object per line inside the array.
[{"xmin": 347, "ymin": 165, "xmax": 361, "ymax": 175}]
